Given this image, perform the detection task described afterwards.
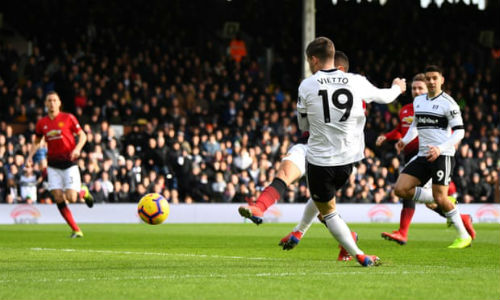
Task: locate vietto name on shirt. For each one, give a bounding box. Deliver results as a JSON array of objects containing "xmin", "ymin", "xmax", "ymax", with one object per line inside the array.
[{"xmin": 317, "ymin": 77, "xmax": 349, "ymax": 85}]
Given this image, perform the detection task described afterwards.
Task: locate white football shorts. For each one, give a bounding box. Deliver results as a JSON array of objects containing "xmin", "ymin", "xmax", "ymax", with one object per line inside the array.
[
  {"xmin": 47, "ymin": 165, "xmax": 81, "ymax": 192},
  {"xmin": 282, "ymin": 143, "xmax": 308, "ymax": 177}
]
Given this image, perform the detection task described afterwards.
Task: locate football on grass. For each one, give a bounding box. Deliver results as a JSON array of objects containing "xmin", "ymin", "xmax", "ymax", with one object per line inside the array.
[{"xmin": 137, "ymin": 193, "xmax": 170, "ymax": 225}]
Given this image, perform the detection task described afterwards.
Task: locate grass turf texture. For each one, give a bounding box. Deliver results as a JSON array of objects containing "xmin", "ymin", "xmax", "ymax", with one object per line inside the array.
[{"xmin": 0, "ymin": 223, "xmax": 499, "ymax": 300}]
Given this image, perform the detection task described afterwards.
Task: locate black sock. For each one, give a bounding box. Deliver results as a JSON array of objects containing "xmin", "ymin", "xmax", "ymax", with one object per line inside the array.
[
  {"xmin": 402, "ymin": 197, "xmax": 415, "ymax": 209},
  {"xmin": 270, "ymin": 178, "xmax": 287, "ymax": 198},
  {"xmin": 433, "ymin": 206, "xmax": 446, "ymax": 218}
]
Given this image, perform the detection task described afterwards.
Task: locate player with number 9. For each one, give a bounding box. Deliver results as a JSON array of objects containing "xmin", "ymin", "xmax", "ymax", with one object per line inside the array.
[
  {"xmin": 378, "ymin": 74, "xmax": 475, "ymax": 245},
  {"xmin": 393, "ymin": 65, "xmax": 472, "ymax": 249}
]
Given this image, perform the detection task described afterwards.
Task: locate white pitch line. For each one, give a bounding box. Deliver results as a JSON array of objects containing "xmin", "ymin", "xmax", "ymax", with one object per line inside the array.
[
  {"xmin": 0, "ymin": 248, "xmax": 474, "ymax": 284},
  {"xmin": 0, "ymin": 270, "xmax": 436, "ymax": 284},
  {"xmin": 29, "ymin": 247, "xmax": 278, "ymax": 261}
]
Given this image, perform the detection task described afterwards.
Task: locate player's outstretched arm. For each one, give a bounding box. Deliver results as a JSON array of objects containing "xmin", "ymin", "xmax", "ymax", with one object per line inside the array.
[
  {"xmin": 397, "ymin": 118, "xmax": 418, "ymax": 154},
  {"xmin": 361, "ymin": 77, "xmax": 406, "ymax": 104},
  {"xmin": 392, "ymin": 78, "xmax": 407, "ymax": 94},
  {"xmin": 377, "ymin": 125, "xmax": 403, "ymax": 146}
]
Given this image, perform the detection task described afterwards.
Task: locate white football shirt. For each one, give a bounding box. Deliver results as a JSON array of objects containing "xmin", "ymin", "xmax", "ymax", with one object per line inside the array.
[
  {"xmin": 297, "ymin": 69, "xmax": 401, "ymax": 166},
  {"xmin": 411, "ymin": 92, "xmax": 464, "ymax": 156}
]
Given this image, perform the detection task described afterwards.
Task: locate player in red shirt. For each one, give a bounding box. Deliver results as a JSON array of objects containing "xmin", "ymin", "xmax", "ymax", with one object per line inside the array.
[
  {"xmin": 27, "ymin": 91, "xmax": 94, "ymax": 238},
  {"xmin": 377, "ymin": 74, "xmax": 474, "ymax": 244},
  {"xmin": 376, "ymin": 101, "xmax": 419, "ymax": 158}
]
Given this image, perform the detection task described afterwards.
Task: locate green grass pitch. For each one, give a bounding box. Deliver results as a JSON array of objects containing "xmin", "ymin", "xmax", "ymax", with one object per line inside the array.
[{"xmin": 1, "ymin": 223, "xmax": 499, "ymax": 300}]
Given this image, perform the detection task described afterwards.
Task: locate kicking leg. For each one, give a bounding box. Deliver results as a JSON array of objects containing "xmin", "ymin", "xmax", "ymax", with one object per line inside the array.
[{"xmin": 239, "ymin": 159, "xmax": 302, "ymax": 225}]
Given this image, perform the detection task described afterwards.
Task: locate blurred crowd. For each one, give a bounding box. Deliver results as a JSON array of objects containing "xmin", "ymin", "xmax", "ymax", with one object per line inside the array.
[{"xmin": 0, "ymin": 0, "xmax": 498, "ymax": 205}]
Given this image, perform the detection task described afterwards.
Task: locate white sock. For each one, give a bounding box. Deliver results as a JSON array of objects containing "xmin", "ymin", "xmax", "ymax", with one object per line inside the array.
[
  {"xmin": 445, "ymin": 208, "xmax": 469, "ymax": 239},
  {"xmin": 293, "ymin": 198, "xmax": 319, "ymax": 234},
  {"xmin": 324, "ymin": 211, "xmax": 363, "ymax": 256},
  {"xmin": 413, "ymin": 187, "xmax": 434, "ymax": 203}
]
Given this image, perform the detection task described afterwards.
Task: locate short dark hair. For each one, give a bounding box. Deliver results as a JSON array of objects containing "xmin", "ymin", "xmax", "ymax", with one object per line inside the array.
[
  {"xmin": 306, "ymin": 37, "xmax": 335, "ymax": 63},
  {"xmin": 424, "ymin": 65, "xmax": 443, "ymax": 74},
  {"xmin": 412, "ymin": 73, "xmax": 425, "ymax": 83},
  {"xmin": 45, "ymin": 90, "xmax": 60, "ymax": 100},
  {"xmin": 334, "ymin": 50, "xmax": 349, "ymax": 72}
]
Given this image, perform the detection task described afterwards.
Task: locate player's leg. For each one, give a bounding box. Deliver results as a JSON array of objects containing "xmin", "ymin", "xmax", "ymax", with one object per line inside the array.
[
  {"xmin": 395, "ymin": 153, "xmax": 419, "ymax": 240},
  {"xmin": 256, "ymin": 153, "xmax": 303, "ymax": 209},
  {"xmin": 431, "ymin": 156, "xmax": 472, "ymax": 248},
  {"xmin": 418, "ymin": 182, "xmax": 475, "ymax": 238},
  {"xmin": 431, "ymin": 155, "xmax": 472, "ymax": 249},
  {"xmin": 426, "ymin": 202, "xmax": 444, "ymax": 216},
  {"xmin": 336, "ymin": 231, "xmax": 358, "ymax": 261},
  {"xmin": 425, "ymin": 196, "xmax": 475, "ymax": 238},
  {"xmin": 239, "ymin": 144, "xmax": 305, "ymax": 224},
  {"xmin": 400, "ymin": 178, "xmax": 432, "ymax": 240},
  {"xmin": 315, "ymin": 199, "xmax": 377, "ymax": 266},
  {"xmin": 278, "ymin": 197, "xmax": 357, "ymax": 260},
  {"xmin": 309, "ymin": 163, "xmax": 379, "ymax": 267},
  {"xmin": 79, "ymin": 184, "xmax": 94, "ymax": 208},
  {"xmin": 64, "ymin": 166, "xmax": 94, "ymax": 207},
  {"xmin": 48, "ymin": 167, "xmax": 82, "ymax": 237},
  {"xmin": 279, "ymin": 198, "xmax": 318, "ymax": 250},
  {"xmin": 422, "ymin": 178, "xmax": 452, "ymax": 218},
  {"xmin": 426, "ymin": 195, "xmax": 455, "ymax": 220},
  {"xmin": 432, "ymin": 184, "xmax": 471, "ymax": 247},
  {"xmin": 382, "ymin": 172, "xmax": 422, "ymax": 244}
]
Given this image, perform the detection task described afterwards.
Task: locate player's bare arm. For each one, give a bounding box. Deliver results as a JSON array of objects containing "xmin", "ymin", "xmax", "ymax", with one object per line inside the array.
[
  {"xmin": 426, "ymin": 145, "xmax": 441, "ymax": 162},
  {"xmin": 70, "ymin": 130, "xmax": 87, "ymax": 161},
  {"xmin": 398, "ymin": 117, "xmax": 418, "ymax": 155},
  {"xmin": 27, "ymin": 135, "xmax": 43, "ymax": 165},
  {"xmin": 395, "ymin": 140, "xmax": 406, "ymax": 154},
  {"xmin": 376, "ymin": 135, "xmax": 387, "ymax": 146}
]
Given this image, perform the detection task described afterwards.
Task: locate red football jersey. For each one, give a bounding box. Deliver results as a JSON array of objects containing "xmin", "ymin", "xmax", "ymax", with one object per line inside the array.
[
  {"xmin": 384, "ymin": 103, "xmax": 419, "ymax": 156},
  {"xmin": 36, "ymin": 112, "xmax": 82, "ymax": 168}
]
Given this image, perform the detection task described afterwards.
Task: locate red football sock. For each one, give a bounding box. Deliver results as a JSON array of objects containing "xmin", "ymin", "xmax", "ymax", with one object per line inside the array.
[
  {"xmin": 57, "ymin": 202, "xmax": 80, "ymax": 232},
  {"xmin": 254, "ymin": 186, "xmax": 281, "ymax": 212},
  {"xmin": 399, "ymin": 208, "xmax": 415, "ymax": 237},
  {"xmin": 254, "ymin": 178, "xmax": 287, "ymax": 212}
]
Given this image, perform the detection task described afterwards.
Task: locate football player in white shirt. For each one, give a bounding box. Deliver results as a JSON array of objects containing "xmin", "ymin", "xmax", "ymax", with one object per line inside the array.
[
  {"xmin": 394, "ymin": 65, "xmax": 472, "ymax": 249},
  {"xmin": 380, "ymin": 74, "xmax": 475, "ymax": 245},
  {"xmin": 239, "ymin": 51, "xmax": 357, "ymax": 261},
  {"xmin": 298, "ymin": 37, "xmax": 406, "ymax": 267}
]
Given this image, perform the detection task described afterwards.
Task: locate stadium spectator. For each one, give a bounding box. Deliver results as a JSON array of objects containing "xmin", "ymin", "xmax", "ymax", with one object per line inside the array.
[
  {"xmin": 229, "ymin": 33, "xmax": 248, "ymax": 63},
  {"xmin": 91, "ymin": 180, "xmax": 107, "ymax": 203},
  {"xmin": 19, "ymin": 163, "xmax": 40, "ymax": 204},
  {"xmin": 466, "ymin": 173, "xmax": 492, "ymax": 203}
]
